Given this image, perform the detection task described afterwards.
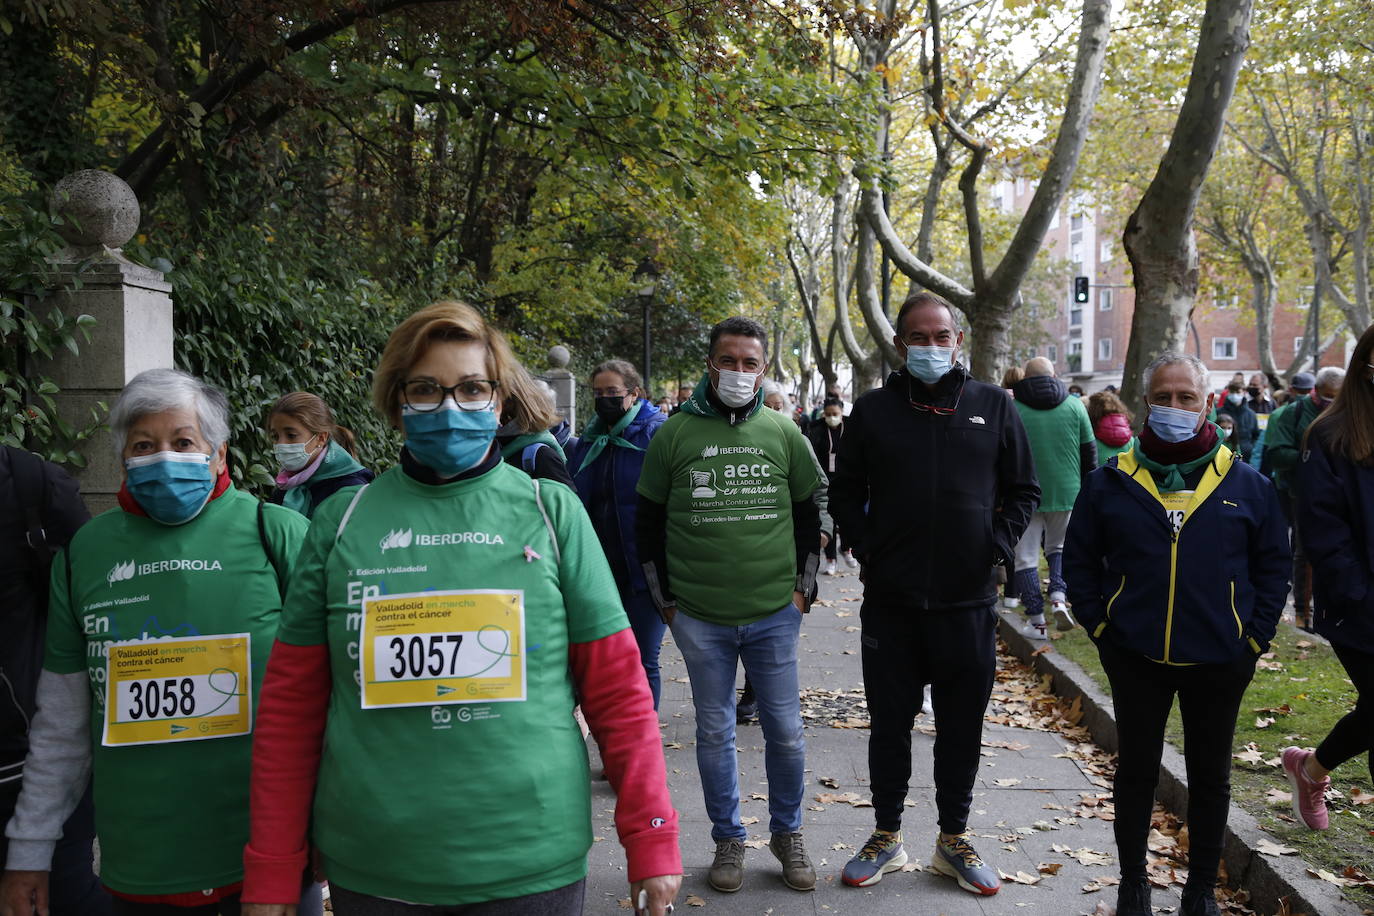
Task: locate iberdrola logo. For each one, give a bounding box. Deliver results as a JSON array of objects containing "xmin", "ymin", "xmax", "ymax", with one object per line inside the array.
[
  {"xmin": 379, "ymin": 528, "xmax": 414, "ymax": 553},
  {"xmin": 700, "ymin": 445, "xmax": 719, "ymax": 459},
  {"xmin": 107, "ymin": 559, "xmax": 135, "ymax": 586}
]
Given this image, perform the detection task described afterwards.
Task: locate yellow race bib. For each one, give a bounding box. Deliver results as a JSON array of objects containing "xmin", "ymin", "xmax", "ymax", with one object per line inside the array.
[
  {"xmin": 103, "ymin": 634, "xmax": 252, "ymax": 747},
  {"xmin": 359, "ymin": 590, "xmax": 526, "ymax": 710}
]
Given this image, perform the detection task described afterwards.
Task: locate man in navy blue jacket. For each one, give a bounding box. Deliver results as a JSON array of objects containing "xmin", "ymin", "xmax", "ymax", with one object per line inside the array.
[{"xmin": 1065, "ymin": 353, "xmax": 1289, "ymax": 916}]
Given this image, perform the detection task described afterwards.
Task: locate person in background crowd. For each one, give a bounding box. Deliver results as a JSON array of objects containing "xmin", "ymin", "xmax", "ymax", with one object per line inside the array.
[
  {"xmin": 1011, "ymin": 358, "xmax": 1095, "ymax": 637},
  {"xmin": 1001, "ymin": 366, "xmax": 1024, "ymax": 391},
  {"xmin": 1067, "ymin": 383, "xmax": 1085, "ymax": 398},
  {"xmin": 997, "ymin": 366, "xmax": 1025, "ymax": 610},
  {"xmin": 0, "ymin": 447, "xmax": 108, "ymax": 916},
  {"xmin": 656, "ymin": 396, "xmax": 674, "ymax": 413},
  {"xmin": 808, "ymin": 399, "xmax": 855, "ymax": 576},
  {"xmin": 1087, "ymin": 390, "xmax": 1134, "ymax": 464},
  {"xmin": 567, "ymin": 360, "xmax": 669, "ymax": 708},
  {"xmin": 671, "ymin": 385, "xmax": 693, "ymax": 415},
  {"xmin": 1285, "ymin": 325, "xmax": 1374, "ymax": 832},
  {"xmin": 495, "ymin": 367, "xmax": 576, "ymax": 488},
  {"xmin": 1216, "ymin": 379, "xmax": 1259, "ymax": 460},
  {"xmin": 1247, "ymin": 373, "xmax": 1277, "ymax": 414},
  {"xmin": 1065, "ymin": 353, "xmax": 1288, "ymax": 916},
  {"xmin": 240, "ymin": 301, "xmax": 681, "ymax": 916},
  {"xmin": 1266, "ymin": 367, "xmax": 1344, "ymax": 631},
  {"xmin": 830, "ymin": 292, "xmax": 1039, "ymax": 895},
  {"xmin": 636, "ymin": 316, "xmax": 823, "ymax": 895},
  {"xmin": 266, "ymin": 392, "xmax": 374, "ymax": 519},
  {"xmin": 0, "ymin": 368, "xmax": 317, "ymax": 916},
  {"xmin": 812, "ymin": 384, "xmax": 845, "ymax": 421},
  {"xmin": 1217, "ymin": 413, "xmax": 1237, "ymax": 450}
]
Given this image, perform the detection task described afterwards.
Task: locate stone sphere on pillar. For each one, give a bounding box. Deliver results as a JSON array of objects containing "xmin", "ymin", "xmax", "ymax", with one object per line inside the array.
[
  {"xmin": 547, "ymin": 345, "xmax": 571, "ymax": 369},
  {"xmin": 51, "ymin": 170, "xmax": 140, "ymax": 249}
]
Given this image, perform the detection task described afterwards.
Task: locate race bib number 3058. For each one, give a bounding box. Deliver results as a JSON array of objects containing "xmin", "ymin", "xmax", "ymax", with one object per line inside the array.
[
  {"xmin": 359, "ymin": 590, "xmax": 525, "ymax": 710},
  {"xmin": 102, "ymin": 634, "xmax": 252, "ymax": 747}
]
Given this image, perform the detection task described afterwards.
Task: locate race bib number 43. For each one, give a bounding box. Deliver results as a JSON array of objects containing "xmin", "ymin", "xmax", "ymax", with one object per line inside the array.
[
  {"xmin": 103, "ymin": 634, "xmax": 251, "ymax": 747},
  {"xmin": 360, "ymin": 590, "xmax": 525, "ymax": 710}
]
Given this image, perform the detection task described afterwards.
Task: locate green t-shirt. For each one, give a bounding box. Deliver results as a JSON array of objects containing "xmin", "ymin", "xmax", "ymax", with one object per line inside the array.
[
  {"xmin": 43, "ymin": 488, "xmax": 306, "ymax": 895},
  {"xmin": 1015, "ymin": 395, "xmax": 1095, "ymax": 512},
  {"xmin": 635, "ymin": 406, "xmax": 821, "ymax": 625},
  {"xmin": 276, "ymin": 462, "xmax": 627, "ymax": 905}
]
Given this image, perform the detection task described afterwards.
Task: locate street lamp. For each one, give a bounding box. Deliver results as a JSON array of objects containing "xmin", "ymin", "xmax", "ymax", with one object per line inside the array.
[{"xmin": 634, "ymin": 259, "xmax": 660, "ymax": 395}]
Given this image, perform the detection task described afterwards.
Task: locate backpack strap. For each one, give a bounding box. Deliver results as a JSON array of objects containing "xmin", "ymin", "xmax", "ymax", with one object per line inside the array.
[
  {"xmin": 335, "ymin": 484, "xmax": 370, "ymax": 544},
  {"xmin": 8, "ymin": 447, "xmax": 51, "ymax": 562},
  {"xmin": 521, "ymin": 442, "xmax": 548, "ymax": 476},
  {"xmin": 257, "ymin": 502, "xmax": 287, "ymax": 602},
  {"xmin": 529, "ymin": 478, "xmax": 561, "ymax": 565}
]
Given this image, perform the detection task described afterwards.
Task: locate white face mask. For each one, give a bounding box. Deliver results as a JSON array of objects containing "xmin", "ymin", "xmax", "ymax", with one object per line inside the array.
[
  {"xmin": 273, "ymin": 437, "xmax": 321, "ymax": 473},
  {"xmin": 712, "ymin": 364, "xmax": 761, "ymax": 408},
  {"xmin": 824, "ymin": 414, "xmax": 842, "ymax": 428}
]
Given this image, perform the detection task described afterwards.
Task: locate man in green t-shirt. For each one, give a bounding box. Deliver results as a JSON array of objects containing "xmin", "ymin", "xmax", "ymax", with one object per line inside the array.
[
  {"xmin": 637, "ymin": 317, "xmax": 823, "ymax": 895},
  {"xmin": 1009, "ymin": 358, "xmax": 1097, "ymax": 637}
]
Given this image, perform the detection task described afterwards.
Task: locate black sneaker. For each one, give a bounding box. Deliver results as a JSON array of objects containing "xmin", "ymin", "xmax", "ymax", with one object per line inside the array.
[
  {"xmin": 736, "ymin": 683, "xmax": 757, "ymax": 722},
  {"xmin": 1182, "ymin": 887, "xmax": 1222, "ymax": 916},
  {"xmin": 1116, "ymin": 877, "xmax": 1151, "ymax": 916}
]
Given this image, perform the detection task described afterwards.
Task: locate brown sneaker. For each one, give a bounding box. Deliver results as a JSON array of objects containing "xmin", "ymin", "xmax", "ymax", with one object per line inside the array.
[
  {"xmin": 708, "ymin": 839, "xmax": 746, "ymax": 893},
  {"xmin": 769, "ymin": 831, "xmax": 816, "ymax": 891}
]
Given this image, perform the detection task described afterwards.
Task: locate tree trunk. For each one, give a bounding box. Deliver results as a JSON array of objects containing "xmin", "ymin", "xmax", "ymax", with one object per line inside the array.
[
  {"xmin": 1119, "ymin": 0, "xmax": 1253, "ymax": 409},
  {"xmin": 969, "ymin": 302, "xmax": 1015, "ymax": 383},
  {"xmin": 1238, "ymin": 233, "xmax": 1279, "ymax": 378}
]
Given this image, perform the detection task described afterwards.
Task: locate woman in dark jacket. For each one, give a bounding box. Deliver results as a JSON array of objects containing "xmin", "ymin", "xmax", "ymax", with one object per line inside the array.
[
  {"xmin": 267, "ymin": 392, "xmax": 374, "ymax": 518},
  {"xmin": 1285, "ymin": 324, "xmax": 1374, "ymax": 830},
  {"xmin": 567, "ymin": 360, "xmax": 669, "ymax": 707},
  {"xmin": 806, "ymin": 398, "xmax": 855, "ymax": 574},
  {"xmin": 1065, "ymin": 354, "xmax": 1289, "ymax": 916}
]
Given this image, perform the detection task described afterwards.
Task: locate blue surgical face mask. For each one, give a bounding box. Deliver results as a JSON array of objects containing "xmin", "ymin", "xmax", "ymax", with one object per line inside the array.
[
  {"xmin": 402, "ymin": 400, "xmax": 499, "ymax": 477},
  {"xmin": 273, "ymin": 437, "xmax": 320, "ymax": 473},
  {"xmin": 1146, "ymin": 404, "xmax": 1203, "ymax": 443},
  {"xmin": 125, "ymin": 451, "xmax": 215, "ymax": 525},
  {"xmin": 905, "ymin": 345, "xmax": 955, "ymax": 384}
]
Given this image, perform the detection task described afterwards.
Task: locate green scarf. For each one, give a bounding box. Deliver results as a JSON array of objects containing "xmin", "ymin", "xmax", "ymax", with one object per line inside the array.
[
  {"xmin": 282, "ymin": 439, "xmax": 366, "ymax": 516},
  {"xmin": 1132, "ymin": 423, "xmax": 1225, "ymax": 493},
  {"xmin": 678, "ymin": 372, "xmax": 763, "ymax": 422},
  {"xmin": 498, "ymin": 429, "xmax": 567, "ymax": 462},
  {"xmin": 574, "ymin": 400, "xmax": 643, "ymax": 474}
]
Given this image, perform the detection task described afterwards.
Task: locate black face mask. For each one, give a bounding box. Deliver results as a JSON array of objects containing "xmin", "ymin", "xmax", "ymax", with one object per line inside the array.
[
  {"xmin": 1246, "ymin": 386, "xmax": 1261, "ymax": 398},
  {"xmin": 594, "ymin": 396, "xmax": 630, "ymax": 426}
]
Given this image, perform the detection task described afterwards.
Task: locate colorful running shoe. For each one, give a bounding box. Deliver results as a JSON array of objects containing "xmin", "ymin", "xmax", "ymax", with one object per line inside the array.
[
  {"xmin": 1281, "ymin": 746, "xmax": 1330, "ymax": 830},
  {"xmin": 931, "ymin": 834, "xmax": 1001, "ymax": 896},
  {"xmin": 841, "ymin": 831, "xmax": 908, "ymax": 887}
]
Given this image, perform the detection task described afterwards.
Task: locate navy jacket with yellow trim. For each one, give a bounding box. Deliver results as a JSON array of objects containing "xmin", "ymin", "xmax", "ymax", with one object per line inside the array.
[{"xmin": 1064, "ymin": 445, "xmax": 1290, "ymax": 665}]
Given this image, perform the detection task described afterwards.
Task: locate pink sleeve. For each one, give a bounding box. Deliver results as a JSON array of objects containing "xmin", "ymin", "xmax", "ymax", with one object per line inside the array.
[
  {"xmin": 569, "ymin": 629, "xmax": 681, "ymax": 882},
  {"xmin": 241, "ymin": 640, "xmax": 331, "ymax": 903}
]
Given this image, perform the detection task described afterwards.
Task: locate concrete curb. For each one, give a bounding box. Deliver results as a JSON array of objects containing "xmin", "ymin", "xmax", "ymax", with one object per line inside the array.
[{"xmin": 996, "ymin": 609, "xmax": 1363, "ymax": 916}]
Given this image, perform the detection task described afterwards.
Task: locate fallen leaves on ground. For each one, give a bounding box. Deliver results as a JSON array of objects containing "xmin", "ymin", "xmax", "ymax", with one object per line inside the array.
[
  {"xmin": 1051, "ymin": 844, "xmax": 1114, "ymax": 867},
  {"xmin": 814, "ymin": 791, "xmax": 872, "ymax": 807},
  {"xmin": 685, "ymin": 893, "xmax": 707, "ymax": 906},
  {"xmin": 1038, "ymin": 862, "xmax": 1064, "ymax": 875},
  {"xmin": 1349, "ymin": 787, "xmax": 1374, "ymax": 806},
  {"xmin": 1256, "ymin": 839, "xmax": 1300, "ymax": 857},
  {"xmin": 1307, "ymin": 866, "xmax": 1374, "ymax": 887},
  {"xmin": 1255, "ymin": 716, "xmax": 1277, "ymax": 729},
  {"xmin": 998, "ymin": 868, "xmax": 1042, "ymax": 886},
  {"xmin": 1265, "ymin": 788, "xmax": 1294, "ymax": 806},
  {"xmin": 1233, "ymin": 742, "xmax": 1282, "ymax": 768}
]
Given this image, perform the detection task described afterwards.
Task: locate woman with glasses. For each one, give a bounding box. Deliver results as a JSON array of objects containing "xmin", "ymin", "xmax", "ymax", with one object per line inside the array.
[
  {"xmin": 567, "ymin": 360, "xmax": 668, "ymax": 708},
  {"xmin": 239, "ymin": 302, "xmax": 681, "ymax": 916}
]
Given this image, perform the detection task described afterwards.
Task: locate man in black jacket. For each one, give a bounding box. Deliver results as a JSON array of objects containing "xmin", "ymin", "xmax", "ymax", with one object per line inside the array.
[
  {"xmin": 0, "ymin": 446, "xmax": 109, "ymax": 914},
  {"xmin": 829, "ymin": 293, "xmax": 1039, "ymax": 896}
]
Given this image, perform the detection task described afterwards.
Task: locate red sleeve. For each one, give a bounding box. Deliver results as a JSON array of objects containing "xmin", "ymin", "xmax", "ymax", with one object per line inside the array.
[
  {"xmin": 241, "ymin": 640, "xmax": 331, "ymax": 903},
  {"xmin": 569, "ymin": 628, "xmax": 681, "ymax": 883}
]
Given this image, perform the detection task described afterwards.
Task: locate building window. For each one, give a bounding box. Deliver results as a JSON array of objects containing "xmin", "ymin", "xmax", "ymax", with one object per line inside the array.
[
  {"xmin": 1070, "ymin": 307, "xmax": 1082, "ymax": 328},
  {"xmin": 1071, "ymin": 213, "xmax": 1084, "ymax": 231},
  {"xmin": 1294, "ymin": 336, "xmax": 1305, "ymax": 355},
  {"xmin": 1070, "ymin": 239, "xmax": 1084, "ymax": 265},
  {"xmin": 1099, "ymin": 238, "xmax": 1113, "ymax": 262},
  {"xmin": 1069, "ymin": 340, "xmax": 1083, "ymax": 355},
  {"xmin": 1212, "ymin": 337, "xmax": 1237, "ymax": 360},
  {"xmin": 1098, "ymin": 289, "xmax": 1112, "ymax": 311},
  {"xmin": 1048, "ymin": 344, "xmax": 1058, "ymax": 362},
  {"xmin": 1098, "ymin": 338, "xmax": 1112, "ymax": 361}
]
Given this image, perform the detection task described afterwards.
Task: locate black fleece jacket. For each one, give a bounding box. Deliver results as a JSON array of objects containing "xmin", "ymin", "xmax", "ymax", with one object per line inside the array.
[{"xmin": 829, "ymin": 366, "xmax": 1040, "ymax": 611}]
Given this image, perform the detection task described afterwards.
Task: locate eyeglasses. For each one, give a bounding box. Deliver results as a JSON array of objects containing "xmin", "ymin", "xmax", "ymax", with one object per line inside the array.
[
  {"xmin": 908, "ymin": 379, "xmax": 965, "ymax": 416},
  {"xmin": 399, "ymin": 378, "xmax": 499, "ymax": 412}
]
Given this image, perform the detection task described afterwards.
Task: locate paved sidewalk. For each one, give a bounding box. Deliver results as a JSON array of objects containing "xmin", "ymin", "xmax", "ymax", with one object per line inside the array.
[{"xmin": 585, "ymin": 571, "xmax": 1139, "ymax": 915}]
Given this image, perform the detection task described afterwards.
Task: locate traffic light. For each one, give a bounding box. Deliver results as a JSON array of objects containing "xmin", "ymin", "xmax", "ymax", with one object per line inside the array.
[{"xmin": 1073, "ymin": 276, "xmax": 1090, "ymax": 303}]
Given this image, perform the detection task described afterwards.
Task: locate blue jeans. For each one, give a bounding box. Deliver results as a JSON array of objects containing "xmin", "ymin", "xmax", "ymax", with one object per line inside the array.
[
  {"xmin": 669, "ymin": 604, "xmax": 805, "ymax": 841},
  {"xmin": 623, "ymin": 587, "xmax": 666, "ymax": 709}
]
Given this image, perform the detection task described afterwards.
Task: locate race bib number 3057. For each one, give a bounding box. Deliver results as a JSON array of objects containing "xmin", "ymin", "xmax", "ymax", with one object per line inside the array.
[
  {"xmin": 102, "ymin": 634, "xmax": 252, "ymax": 747},
  {"xmin": 359, "ymin": 590, "xmax": 525, "ymax": 710}
]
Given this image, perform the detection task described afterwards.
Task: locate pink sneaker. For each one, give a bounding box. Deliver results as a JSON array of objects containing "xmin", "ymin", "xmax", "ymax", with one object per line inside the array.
[{"xmin": 1281, "ymin": 747, "xmax": 1330, "ymax": 830}]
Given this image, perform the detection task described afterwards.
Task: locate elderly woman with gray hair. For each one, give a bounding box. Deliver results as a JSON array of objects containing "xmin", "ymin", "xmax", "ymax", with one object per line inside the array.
[
  {"xmin": 1065, "ymin": 354, "xmax": 1289, "ymax": 916},
  {"xmin": 0, "ymin": 368, "xmax": 317, "ymax": 916}
]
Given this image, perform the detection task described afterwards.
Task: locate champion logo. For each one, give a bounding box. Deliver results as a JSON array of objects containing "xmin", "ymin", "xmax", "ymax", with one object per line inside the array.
[
  {"xmin": 107, "ymin": 560, "xmax": 136, "ymax": 586},
  {"xmin": 379, "ymin": 529, "xmax": 414, "ymax": 553},
  {"xmin": 700, "ymin": 445, "xmax": 719, "ymax": 459},
  {"xmin": 650, "ymin": 817, "xmax": 666, "ymax": 829}
]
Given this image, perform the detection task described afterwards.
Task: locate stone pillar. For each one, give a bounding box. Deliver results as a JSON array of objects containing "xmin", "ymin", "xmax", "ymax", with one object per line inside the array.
[
  {"xmin": 545, "ymin": 345, "xmax": 576, "ymax": 430},
  {"xmin": 36, "ymin": 170, "xmax": 174, "ymax": 515}
]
